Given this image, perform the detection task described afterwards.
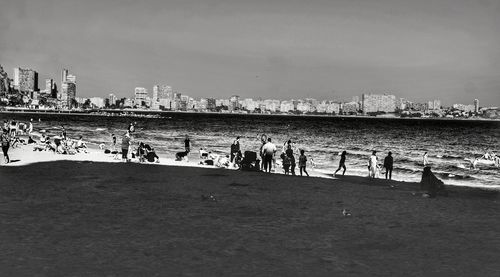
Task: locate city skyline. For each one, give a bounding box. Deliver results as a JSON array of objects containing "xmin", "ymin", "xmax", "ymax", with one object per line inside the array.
[{"xmin": 1, "ymin": 0, "xmax": 499, "ymax": 106}]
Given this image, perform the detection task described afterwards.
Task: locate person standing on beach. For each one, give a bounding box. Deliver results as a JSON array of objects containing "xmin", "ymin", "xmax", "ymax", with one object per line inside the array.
[
  {"xmin": 1, "ymin": 128, "xmax": 11, "ymax": 164},
  {"xmin": 111, "ymin": 134, "xmax": 117, "ymax": 150},
  {"xmin": 334, "ymin": 151, "xmax": 347, "ymax": 176},
  {"xmin": 27, "ymin": 119, "xmax": 33, "ymax": 135},
  {"xmin": 423, "ymin": 152, "xmax": 429, "ymax": 166},
  {"xmin": 299, "ymin": 149, "xmax": 309, "ymax": 177},
  {"xmin": 121, "ymin": 131, "xmax": 131, "ymax": 162},
  {"xmin": 259, "ymin": 134, "xmax": 267, "ymax": 170},
  {"xmin": 369, "ymin": 151, "xmax": 378, "ymax": 178},
  {"xmin": 184, "ymin": 135, "xmax": 191, "ymax": 153},
  {"xmin": 383, "ymin": 152, "xmax": 394, "ymax": 180},
  {"xmin": 128, "ymin": 122, "xmax": 135, "ymax": 134},
  {"xmin": 230, "ymin": 136, "xmax": 240, "ymax": 163},
  {"xmin": 285, "ymin": 144, "xmax": 296, "ymax": 175},
  {"xmin": 261, "ymin": 137, "xmax": 276, "ymax": 173}
]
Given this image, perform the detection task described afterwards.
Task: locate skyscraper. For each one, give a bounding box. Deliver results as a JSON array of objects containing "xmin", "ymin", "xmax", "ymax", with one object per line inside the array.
[
  {"xmin": 134, "ymin": 87, "xmax": 148, "ymax": 107},
  {"xmin": 13, "ymin": 67, "xmax": 38, "ymax": 93},
  {"xmin": 60, "ymin": 69, "xmax": 76, "ymax": 109},
  {"xmin": 474, "ymin": 99, "xmax": 479, "ymax": 113}
]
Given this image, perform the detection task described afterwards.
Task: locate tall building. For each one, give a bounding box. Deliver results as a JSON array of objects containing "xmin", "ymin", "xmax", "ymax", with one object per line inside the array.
[
  {"xmin": 362, "ymin": 94, "xmax": 396, "ymax": 114},
  {"xmin": 60, "ymin": 69, "xmax": 76, "ymax": 109},
  {"xmin": 159, "ymin": 85, "xmax": 173, "ymax": 100},
  {"xmin": 44, "ymin": 79, "xmax": 53, "ymax": 96},
  {"xmin": 152, "ymin": 85, "xmax": 159, "ymax": 101},
  {"xmin": 13, "ymin": 67, "xmax": 38, "ymax": 93},
  {"xmin": 134, "ymin": 87, "xmax": 148, "ymax": 107},
  {"xmin": 230, "ymin": 95, "xmax": 240, "ymax": 111},
  {"xmin": 474, "ymin": 99, "xmax": 479, "ymax": 113},
  {"xmin": 109, "ymin": 93, "xmax": 117, "ymax": 106}
]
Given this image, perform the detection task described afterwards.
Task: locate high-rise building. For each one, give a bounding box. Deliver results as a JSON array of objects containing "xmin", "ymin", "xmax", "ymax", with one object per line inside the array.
[
  {"xmin": 109, "ymin": 93, "xmax": 117, "ymax": 106},
  {"xmin": 13, "ymin": 67, "xmax": 38, "ymax": 93},
  {"xmin": 474, "ymin": 99, "xmax": 479, "ymax": 113},
  {"xmin": 361, "ymin": 94, "xmax": 396, "ymax": 114},
  {"xmin": 134, "ymin": 87, "xmax": 148, "ymax": 107},
  {"xmin": 159, "ymin": 85, "xmax": 173, "ymax": 100},
  {"xmin": 60, "ymin": 69, "xmax": 76, "ymax": 109},
  {"xmin": 207, "ymin": 98, "xmax": 216, "ymax": 110},
  {"xmin": 152, "ymin": 85, "xmax": 159, "ymax": 101},
  {"xmin": 44, "ymin": 79, "xmax": 53, "ymax": 96}
]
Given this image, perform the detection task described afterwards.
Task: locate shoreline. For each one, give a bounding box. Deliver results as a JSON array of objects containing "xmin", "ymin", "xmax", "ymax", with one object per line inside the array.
[
  {"xmin": 3, "ymin": 142, "xmax": 500, "ymax": 191},
  {"xmin": 1, "ymin": 110, "xmax": 499, "ymax": 122}
]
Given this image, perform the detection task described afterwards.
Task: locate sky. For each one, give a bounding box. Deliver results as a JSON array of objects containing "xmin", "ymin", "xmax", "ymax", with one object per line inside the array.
[{"xmin": 1, "ymin": 0, "xmax": 499, "ymax": 106}]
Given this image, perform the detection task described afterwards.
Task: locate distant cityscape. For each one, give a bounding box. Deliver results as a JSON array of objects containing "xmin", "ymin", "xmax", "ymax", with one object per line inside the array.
[{"xmin": 0, "ymin": 65, "xmax": 499, "ymax": 119}]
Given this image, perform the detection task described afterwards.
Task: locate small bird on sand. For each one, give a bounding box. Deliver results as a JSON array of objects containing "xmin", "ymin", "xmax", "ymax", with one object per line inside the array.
[{"xmin": 201, "ymin": 194, "xmax": 218, "ymax": 202}]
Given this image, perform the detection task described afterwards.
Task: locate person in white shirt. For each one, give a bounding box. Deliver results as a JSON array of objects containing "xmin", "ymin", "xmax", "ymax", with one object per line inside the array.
[
  {"xmin": 369, "ymin": 151, "xmax": 378, "ymax": 178},
  {"xmin": 261, "ymin": 138, "xmax": 277, "ymax": 172},
  {"xmin": 423, "ymin": 152, "xmax": 429, "ymax": 166}
]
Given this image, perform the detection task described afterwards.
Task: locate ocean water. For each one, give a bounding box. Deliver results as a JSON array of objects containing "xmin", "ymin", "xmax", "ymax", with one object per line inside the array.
[{"xmin": 2, "ymin": 113, "xmax": 499, "ymax": 189}]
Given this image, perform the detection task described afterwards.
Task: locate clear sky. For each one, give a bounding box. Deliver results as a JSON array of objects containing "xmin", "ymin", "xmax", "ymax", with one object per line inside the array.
[{"xmin": 1, "ymin": 0, "xmax": 499, "ymax": 106}]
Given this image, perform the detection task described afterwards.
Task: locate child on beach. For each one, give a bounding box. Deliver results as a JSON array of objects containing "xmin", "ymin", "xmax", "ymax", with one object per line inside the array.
[{"xmin": 299, "ymin": 149, "xmax": 309, "ymax": 177}]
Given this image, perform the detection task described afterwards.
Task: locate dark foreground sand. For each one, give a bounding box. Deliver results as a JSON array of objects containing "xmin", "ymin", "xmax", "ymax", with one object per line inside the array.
[{"xmin": 0, "ymin": 161, "xmax": 499, "ymax": 276}]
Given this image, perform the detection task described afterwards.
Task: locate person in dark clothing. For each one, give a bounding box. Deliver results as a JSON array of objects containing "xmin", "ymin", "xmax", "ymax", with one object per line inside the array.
[
  {"xmin": 420, "ymin": 166, "xmax": 446, "ymax": 198},
  {"xmin": 1, "ymin": 129, "xmax": 10, "ymax": 164},
  {"xmin": 230, "ymin": 136, "xmax": 240, "ymax": 163},
  {"xmin": 383, "ymin": 151, "xmax": 394, "ymax": 180},
  {"xmin": 285, "ymin": 145, "xmax": 296, "ymax": 175},
  {"xmin": 184, "ymin": 135, "xmax": 191, "ymax": 153},
  {"xmin": 334, "ymin": 151, "xmax": 347, "ymax": 176}
]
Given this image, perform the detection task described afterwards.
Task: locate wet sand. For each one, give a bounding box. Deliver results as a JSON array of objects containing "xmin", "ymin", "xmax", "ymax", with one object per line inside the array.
[{"xmin": 0, "ymin": 158, "xmax": 499, "ymax": 276}]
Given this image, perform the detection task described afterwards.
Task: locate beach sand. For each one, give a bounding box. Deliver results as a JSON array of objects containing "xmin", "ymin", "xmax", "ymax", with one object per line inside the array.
[{"xmin": 0, "ymin": 145, "xmax": 499, "ymax": 275}]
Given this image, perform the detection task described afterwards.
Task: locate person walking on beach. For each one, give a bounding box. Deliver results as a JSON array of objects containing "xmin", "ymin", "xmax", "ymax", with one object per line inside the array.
[
  {"xmin": 230, "ymin": 136, "xmax": 240, "ymax": 163},
  {"xmin": 261, "ymin": 137, "xmax": 276, "ymax": 173},
  {"xmin": 1, "ymin": 128, "xmax": 11, "ymax": 164},
  {"xmin": 383, "ymin": 151, "xmax": 394, "ymax": 180},
  {"xmin": 121, "ymin": 131, "xmax": 131, "ymax": 162},
  {"xmin": 369, "ymin": 151, "xmax": 378, "ymax": 178},
  {"xmin": 423, "ymin": 151, "xmax": 429, "ymax": 166},
  {"xmin": 334, "ymin": 151, "xmax": 347, "ymax": 176},
  {"xmin": 299, "ymin": 149, "xmax": 309, "ymax": 177},
  {"xmin": 184, "ymin": 135, "xmax": 191, "ymax": 153}
]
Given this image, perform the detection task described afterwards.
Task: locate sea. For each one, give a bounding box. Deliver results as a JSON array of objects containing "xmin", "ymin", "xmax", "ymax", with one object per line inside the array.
[{"xmin": 2, "ymin": 112, "xmax": 499, "ymax": 189}]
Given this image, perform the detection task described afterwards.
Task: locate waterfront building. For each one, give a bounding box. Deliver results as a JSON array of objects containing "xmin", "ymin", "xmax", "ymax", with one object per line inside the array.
[
  {"xmin": 427, "ymin": 99, "xmax": 442, "ymax": 110},
  {"xmin": 474, "ymin": 99, "xmax": 479, "ymax": 113},
  {"xmin": 342, "ymin": 101, "xmax": 360, "ymax": 114},
  {"xmin": 90, "ymin": 97, "xmax": 105, "ymax": 108},
  {"xmin": 109, "ymin": 93, "xmax": 117, "ymax": 106},
  {"xmin": 326, "ymin": 102, "xmax": 341, "ymax": 114},
  {"xmin": 362, "ymin": 93, "xmax": 396, "ymax": 114},
  {"xmin": 152, "ymin": 85, "xmax": 159, "ymax": 101},
  {"xmin": 60, "ymin": 69, "xmax": 77, "ymax": 109},
  {"xmin": 452, "ymin": 104, "xmax": 475, "ymax": 112},
  {"xmin": 296, "ymin": 102, "xmax": 312, "ymax": 113},
  {"xmin": 13, "ymin": 67, "xmax": 38, "ymax": 93},
  {"xmin": 229, "ymin": 95, "xmax": 240, "ymax": 111},
  {"xmin": 159, "ymin": 85, "xmax": 173, "ymax": 100},
  {"xmin": 134, "ymin": 87, "xmax": 148, "ymax": 107},
  {"xmin": 158, "ymin": 98, "xmax": 170, "ymax": 110},
  {"xmin": 207, "ymin": 98, "xmax": 216, "ymax": 111},
  {"xmin": 280, "ymin": 100, "xmax": 294, "ymax": 113}
]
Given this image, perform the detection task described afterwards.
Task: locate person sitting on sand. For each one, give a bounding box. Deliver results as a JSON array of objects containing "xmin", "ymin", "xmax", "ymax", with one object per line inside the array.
[
  {"xmin": 27, "ymin": 136, "xmax": 36, "ymax": 144},
  {"xmin": 75, "ymin": 136, "xmax": 87, "ymax": 152},
  {"xmin": 144, "ymin": 145, "xmax": 160, "ymax": 163},
  {"xmin": 420, "ymin": 166, "xmax": 447, "ymax": 198},
  {"xmin": 233, "ymin": 150, "xmax": 243, "ymax": 169},
  {"xmin": 334, "ymin": 151, "xmax": 347, "ymax": 176},
  {"xmin": 137, "ymin": 142, "xmax": 146, "ymax": 162},
  {"xmin": 217, "ymin": 155, "xmax": 230, "ymax": 168},
  {"xmin": 199, "ymin": 148, "xmax": 209, "ymax": 159}
]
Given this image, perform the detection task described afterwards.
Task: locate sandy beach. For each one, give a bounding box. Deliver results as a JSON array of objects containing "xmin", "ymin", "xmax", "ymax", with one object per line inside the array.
[{"xmin": 0, "ymin": 144, "xmax": 499, "ymax": 276}]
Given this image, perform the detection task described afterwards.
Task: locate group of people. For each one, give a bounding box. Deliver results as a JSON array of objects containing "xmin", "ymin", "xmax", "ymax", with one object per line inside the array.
[{"xmin": 333, "ymin": 150, "xmax": 394, "ymax": 180}]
